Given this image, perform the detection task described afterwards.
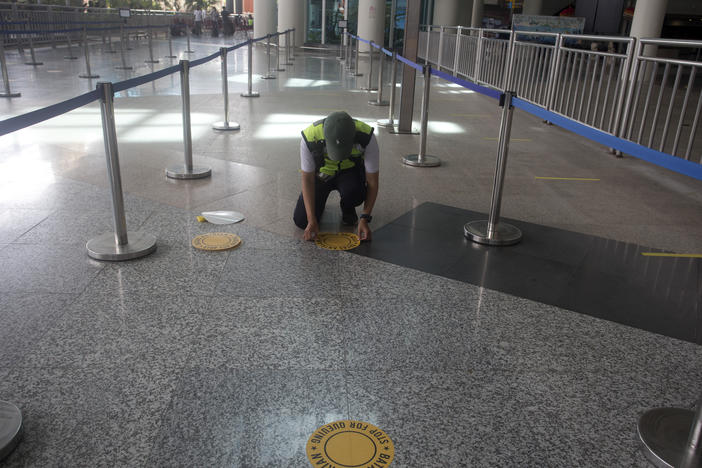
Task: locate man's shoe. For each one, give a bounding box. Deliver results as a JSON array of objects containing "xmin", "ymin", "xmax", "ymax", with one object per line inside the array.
[{"xmin": 342, "ymin": 209, "xmax": 358, "ymax": 226}]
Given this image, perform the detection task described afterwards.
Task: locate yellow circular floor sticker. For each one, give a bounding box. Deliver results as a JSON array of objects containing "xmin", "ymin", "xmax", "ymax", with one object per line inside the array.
[
  {"xmin": 315, "ymin": 232, "xmax": 361, "ymax": 251},
  {"xmin": 306, "ymin": 420, "xmax": 394, "ymax": 467},
  {"xmin": 191, "ymin": 232, "xmax": 241, "ymax": 251}
]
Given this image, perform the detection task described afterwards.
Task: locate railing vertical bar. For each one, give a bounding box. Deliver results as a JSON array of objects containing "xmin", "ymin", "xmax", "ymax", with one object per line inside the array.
[
  {"xmin": 660, "ymin": 64, "xmax": 683, "ymax": 152},
  {"xmin": 599, "ymin": 54, "xmax": 617, "ymax": 130},
  {"xmin": 673, "ymin": 67, "xmax": 696, "ymax": 156},
  {"xmin": 638, "ymin": 62, "xmax": 659, "ymax": 143},
  {"xmin": 684, "ymin": 87, "xmax": 702, "ymax": 161},
  {"xmin": 648, "ymin": 62, "xmax": 671, "ymax": 148},
  {"xmin": 578, "ymin": 55, "xmax": 593, "ymax": 121}
]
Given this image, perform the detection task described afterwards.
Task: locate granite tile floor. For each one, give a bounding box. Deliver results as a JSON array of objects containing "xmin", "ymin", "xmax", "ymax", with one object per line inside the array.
[{"xmin": 1, "ymin": 34, "xmax": 702, "ymax": 467}]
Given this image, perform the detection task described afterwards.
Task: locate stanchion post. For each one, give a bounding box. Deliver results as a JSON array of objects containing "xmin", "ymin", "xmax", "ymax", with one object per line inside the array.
[
  {"xmin": 25, "ymin": 32, "xmax": 43, "ymax": 66},
  {"xmin": 364, "ymin": 41, "xmax": 378, "ymax": 91},
  {"xmin": 64, "ymin": 29, "xmax": 78, "ymax": 60},
  {"xmin": 0, "ymin": 36, "xmax": 20, "ymax": 98},
  {"xmin": 284, "ymin": 29, "xmax": 293, "ymax": 65},
  {"xmin": 275, "ymin": 33, "xmax": 285, "ymax": 72},
  {"xmin": 185, "ymin": 24, "xmax": 194, "ymax": 53},
  {"xmin": 638, "ymin": 394, "xmax": 702, "ymax": 468},
  {"xmin": 145, "ymin": 13, "xmax": 159, "ymax": 63},
  {"xmin": 213, "ymin": 47, "xmax": 241, "ymax": 130},
  {"xmin": 463, "ymin": 91, "xmax": 522, "ymax": 246},
  {"xmin": 166, "ymin": 60, "xmax": 212, "ymax": 179},
  {"xmin": 87, "ymin": 82, "xmax": 157, "ymax": 261},
  {"xmin": 105, "ymin": 26, "xmax": 116, "ymax": 53},
  {"xmin": 353, "ymin": 36, "xmax": 363, "ymax": 77},
  {"xmin": 402, "ymin": 65, "xmax": 440, "ymax": 167},
  {"xmin": 79, "ymin": 26, "xmax": 99, "ymax": 79},
  {"xmin": 166, "ymin": 29, "xmax": 176, "ymax": 58},
  {"xmin": 261, "ymin": 34, "xmax": 275, "ymax": 79},
  {"xmin": 290, "ymin": 28, "xmax": 295, "ymax": 59},
  {"xmin": 241, "ymin": 39, "xmax": 260, "ymax": 98},
  {"xmin": 116, "ymin": 25, "xmax": 132, "ymax": 70},
  {"xmin": 377, "ymin": 51, "xmax": 398, "ymax": 127},
  {"xmin": 369, "ymin": 47, "xmax": 388, "ymax": 106},
  {"xmin": 345, "ymin": 33, "xmax": 352, "ymax": 70}
]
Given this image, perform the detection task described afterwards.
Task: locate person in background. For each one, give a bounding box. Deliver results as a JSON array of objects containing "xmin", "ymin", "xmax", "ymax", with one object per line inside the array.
[
  {"xmin": 193, "ymin": 6, "xmax": 204, "ymax": 36},
  {"xmin": 209, "ymin": 7, "xmax": 219, "ymax": 37},
  {"xmin": 293, "ymin": 111, "xmax": 379, "ymax": 242}
]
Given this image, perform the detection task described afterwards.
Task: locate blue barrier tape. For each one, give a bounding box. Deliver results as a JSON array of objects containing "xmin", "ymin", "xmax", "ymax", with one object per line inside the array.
[
  {"xmin": 356, "ymin": 36, "xmax": 370, "ymax": 45},
  {"xmin": 253, "ymin": 35, "xmax": 267, "ymax": 43},
  {"xmin": 113, "ymin": 63, "xmax": 181, "ymax": 93},
  {"xmin": 190, "ymin": 50, "xmax": 219, "ymax": 67},
  {"xmin": 511, "ymin": 97, "xmax": 702, "ymax": 182},
  {"xmin": 380, "ymin": 47, "xmax": 392, "ymax": 57},
  {"xmin": 226, "ymin": 41, "xmax": 247, "ymax": 52},
  {"xmin": 396, "ymin": 53, "xmax": 423, "ymax": 72},
  {"xmin": 0, "ymin": 89, "xmax": 99, "ymax": 137},
  {"xmin": 431, "ymin": 68, "xmax": 501, "ymax": 100}
]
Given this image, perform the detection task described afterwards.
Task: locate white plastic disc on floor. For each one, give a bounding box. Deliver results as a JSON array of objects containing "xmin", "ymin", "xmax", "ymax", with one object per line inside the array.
[{"xmin": 200, "ymin": 211, "xmax": 245, "ymax": 225}]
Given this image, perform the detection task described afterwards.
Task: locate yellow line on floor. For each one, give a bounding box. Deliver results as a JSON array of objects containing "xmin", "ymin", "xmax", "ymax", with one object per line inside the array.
[
  {"xmin": 641, "ymin": 252, "xmax": 702, "ymax": 258},
  {"xmin": 483, "ymin": 137, "xmax": 532, "ymax": 142},
  {"xmin": 535, "ymin": 177, "xmax": 601, "ymax": 181}
]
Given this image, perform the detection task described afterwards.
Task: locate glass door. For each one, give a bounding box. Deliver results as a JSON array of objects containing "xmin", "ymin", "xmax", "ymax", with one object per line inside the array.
[{"xmin": 307, "ymin": 0, "xmax": 322, "ymax": 43}]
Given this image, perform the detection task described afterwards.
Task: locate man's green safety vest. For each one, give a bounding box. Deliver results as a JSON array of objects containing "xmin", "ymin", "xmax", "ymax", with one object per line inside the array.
[{"xmin": 301, "ymin": 118, "xmax": 374, "ymax": 178}]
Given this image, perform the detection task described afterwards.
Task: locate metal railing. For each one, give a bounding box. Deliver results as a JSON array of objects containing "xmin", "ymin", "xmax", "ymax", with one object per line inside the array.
[{"xmin": 419, "ymin": 24, "xmax": 702, "ymax": 164}]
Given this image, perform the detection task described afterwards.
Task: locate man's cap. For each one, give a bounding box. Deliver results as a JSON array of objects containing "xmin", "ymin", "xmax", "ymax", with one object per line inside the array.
[{"xmin": 323, "ymin": 111, "xmax": 356, "ymax": 161}]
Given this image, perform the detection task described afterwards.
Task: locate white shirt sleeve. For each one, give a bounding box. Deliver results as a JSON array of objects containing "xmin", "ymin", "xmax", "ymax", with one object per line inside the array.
[
  {"xmin": 363, "ymin": 134, "xmax": 379, "ymax": 174},
  {"xmin": 300, "ymin": 138, "xmax": 316, "ymax": 173}
]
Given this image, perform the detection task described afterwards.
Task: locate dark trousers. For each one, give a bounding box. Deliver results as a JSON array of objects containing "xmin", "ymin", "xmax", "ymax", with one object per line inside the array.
[{"xmin": 293, "ymin": 167, "xmax": 366, "ymax": 229}]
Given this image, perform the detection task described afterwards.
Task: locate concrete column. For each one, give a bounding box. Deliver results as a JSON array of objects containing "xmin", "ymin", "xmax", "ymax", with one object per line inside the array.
[
  {"xmin": 278, "ymin": 0, "xmax": 304, "ymax": 47},
  {"xmin": 522, "ymin": 0, "xmax": 543, "ymax": 16},
  {"xmin": 433, "ymin": 0, "xmax": 460, "ymax": 27},
  {"xmin": 629, "ymin": 0, "xmax": 668, "ymax": 56},
  {"xmin": 358, "ymin": 0, "xmax": 386, "ymax": 51},
  {"xmin": 471, "ymin": 0, "xmax": 483, "ymax": 28},
  {"xmin": 253, "ymin": 0, "xmax": 276, "ymax": 39}
]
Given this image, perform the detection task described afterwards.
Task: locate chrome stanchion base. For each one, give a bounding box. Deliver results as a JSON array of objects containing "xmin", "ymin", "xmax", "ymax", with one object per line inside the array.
[
  {"xmin": 86, "ymin": 231, "xmax": 157, "ymax": 261},
  {"xmin": 115, "ymin": 66, "xmax": 133, "ymax": 70},
  {"xmin": 165, "ymin": 164, "xmax": 212, "ymax": 180},
  {"xmin": 638, "ymin": 407, "xmax": 697, "ymax": 468},
  {"xmin": 376, "ymin": 119, "xmax": 395, "ymax": 128},
  {"xmin": 241, "ymin": 92, "xmax": 260, "ymax": 98},
  {"xmin": 464, "ymin": 220, "xmax": 522, "ymax": 246},
  {"xmin": 184, "ymin": 50, "xmax": 194, "ymax": 53},
  {"xmin": 260, "ymin": 74, "xmax": 276, "ymax": 80},
  {"xmin": 212, "ymin": 121, "xmax": 241, "ymax": 131},
  {"xmin": 0, "ymin": 92, "xmax": 21, "ymax": 98},
  {"xmin": 63, "ymin": 56, "xmax": 78, "ymax": 60},
  {"xmin": 145, "ymin": 59, "xmax": 160, "ymax": 64},
  {"xmin": 0, "ymin": 401, "xmax": 22, "ymax": 462},
  {"xmin": 275, "ymin": 67, "xmax": 285, "ymax": 72},
  {"xmin": 402, "ymin": 154, "xmax": 441, "ymax": 167},
  {"xmin": 165, "ymin": 55, "xmax": 177, "ymax": 58},
  {"xmin": 354, "ymin": 72, "xmax": 364, "ymax": 77},
  {"xmin": 79, "ymin": 73, "xmax": 100, "ymax": 79},
  {"xmin": 25, "ymin": 61, "xmax": 43, "ymax": 66},
  {"xmin": 369, "ymin": 99, "xmax": 389, "ymax": 106},
  {"xmin": 362, "ymin": 87, "xmax": 378, "ymax": 92}
]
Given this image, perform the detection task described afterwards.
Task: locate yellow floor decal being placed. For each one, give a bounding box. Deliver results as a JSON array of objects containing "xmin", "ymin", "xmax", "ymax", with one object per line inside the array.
[
  {"xmin": 642, "ymin": 252, "xmax": 702, "ymax": 258},
  {"xmin": 315, "ymin": 232, "xmax": 361, "ymax": 251},
  {"xmin": 307, "ymin": 420, "xmax": 394, "ymax": 467},
  {"xmin": 191, "ymin": 233, "xmax": 241, "ymax": 251}
]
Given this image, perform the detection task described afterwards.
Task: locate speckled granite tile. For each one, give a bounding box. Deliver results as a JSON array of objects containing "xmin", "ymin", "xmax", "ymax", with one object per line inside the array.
[
  {"xmin": 215, "ymin": 246, "xmax": 340, "ymax": 298},
  {"xmin": 345, "ymin": 369, "xmax": 680, "ymax": 467},
  {"xmin": 148, "ymin": 368, "xmax": 347, "ymax": 467},
  {"xmin": 338, "ymin": 251, "xmax": 482, "ymax": 301},
  {"xmin": 0, "ymin": 293, "xmax": 77, "ymax": 367},
  {"xmin": 89, "ymin": 243, "xmax": 229, "ymax": 296},
  {"xmin": 0, "ymin": 209, "xmax": 51, "ymax": 243},
  {"xmin": 465, "ymin": 290, "xmax": 702, "ymax": 375},
  {"xmin": 343, "ymin": 292, "xmax": 480, "ymax": 370},
  {"xmin": 19, "ymin": 292, "xmax": 210, "ymax": 369},
  {"xmin": 0, "ymin": 244, "xmax": 104, "ymax": 293},
  {"xmin": 191, "ymin": 297, "xmax": 345, "ymax": 369},
  {"xmin": 0, "ymin": 362, "xmax": 181, "ymax": 467},
  {"xmin": 14, "ymin": 208, "xmax": 154, "ymax": 245}
]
